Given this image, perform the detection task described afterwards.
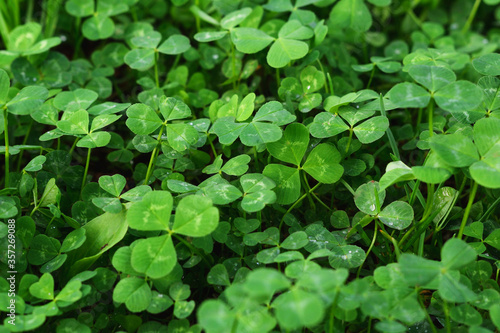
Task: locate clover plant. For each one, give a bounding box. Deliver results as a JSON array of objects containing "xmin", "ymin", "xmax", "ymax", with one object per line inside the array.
[{"xmin": 1, "ymin": 0, "xmax": 500, "ymax": 332}]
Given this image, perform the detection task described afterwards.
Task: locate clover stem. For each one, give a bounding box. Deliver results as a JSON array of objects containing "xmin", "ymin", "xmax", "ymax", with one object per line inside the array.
[
  {"xmin": 26, "ymin": 0, "xmax": 34, "ymax": 22},
  {"xmin": 231, "ymin": 42, "xmax": 237, "ymax": 90},
  {"xmin": 275, "ymin": 68, "xmax": 281, "ymax": 87},
  {"xmin": 302, "ymin": 171, "xmax": 316, "ymax": 210},
  {"xmin": 16, "ymin": 118, "xmax": 34, "ymax": 171},
  {"xmin": 207, "ymin": 133, "xmax": 217, "ymax": 158},
  {"xmin": 0, "ymin": 10, "xmax": 9, "ymax": 49},
  {"xmin": 356, "ymin": 225, "xmax": 377, "ymax": 278},
  {"xmin": 421, "ymin": 183, "xmax": 435, "ymax": 221},
  {"xmin": 378, "ymin": 226, "xmax": 401, "ymax": 260},
  {"xmin": 173, "ymin": 234, "xmax": 213, "ymax": 266},
  {"xmin": 316, "ymin": 59, "xmax": 329, "ymax": 94},
  {"xmin": 443, "ymin": 300, "xmax": 451, "ymax": 333},
  {"xmin": 144, "ymin": 125, "xmax": 165, "ymax": 185},
  {"xmin": 428, "ymin": 98, "xmax": 434, "ymax": 137},
  {"xmin": 69, "ymin": 137, "xmax": 79, "ymax": 155},
  {"xmin": 81, "ymin": 148, "xmax": 92, "ymax": 196},
  {"xmin": 278, "ymin": 182, "xmax": 321, "ymax": 233},
  {"xmin": 457, "ymin": 181, "xmax": 478, "ymax": 240},
  {"xmin": 366, "ymin": 66, "xmax": 375, "ymax": 89},
  {"xmin": 479, "ymin": 194, "xmax": 500, "ymax": 222},
  {"xmin": 3, "ymin": 107, "xmax": 10, "ymax": 187},
  {"xmin": 345, "ymin": 128, "xmax": 353, "ymax": 154},
  {"xmin": 154, "ymin": 52, "xmax": 160, "ymax": 88},
  {"xmin": 416, "ymin": 287, "xmax": 438, "ymax": 333},
  {"xmin": 462, "ymin": 0, "xmax": 481, "ymax": 35},
  {"xmin": 340, "ymin": 179, "xmax": 355, "ymax": 196},
  {"xmin": 327, "ymin": 72, "xmax": 334, "ymax": 95}
]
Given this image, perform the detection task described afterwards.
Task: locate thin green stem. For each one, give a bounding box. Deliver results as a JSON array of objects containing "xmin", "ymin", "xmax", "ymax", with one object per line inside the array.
[
  {"xmin": 378, "ymin": 226, "xmax": 401, "ymax": 260},
  {"xmin": 479, "ymin": 195, "xmax": 500, "ymax": 222},
  {"xmin": 379, "ymin": 94, "xmax": 400, "ymax": 160},
  {"xmin": 0, "ymin": 10, "xmax": 9, "ymax": 58},
  {"xmin": 16, "ymin": 118, "xmax": 34, "ymax": 171},
  {"xmin": 345, "ymin": 128, "xmax": 353, "ymax": 154},
  {"xmin": 316, "ymin": 59, "xmax": 329, "ymax": 94},
  {"xmin": 172, "ymin": 233, "xmax": 213, "ymax": 266},
  {"xmin": 26, "ymin": 0, "xmax": 34, "ymax": 23},
  {"xmin": 81, "ymin": 148, "xmax": 92, "ymax": 196},
  {"xmin": 357, "ymin": 226, "xmax": 377, "ymax": 278},
  {"xmin": 416, "ymin": 287, "xmax": 438, "ymax": 333},
  {"xmin": 279, "ymin": 182, "xmax": 322, "ymax": 233},
  {"xmin": 327, "ymin": 73, "xmax": 334, "ymax": 95},
  {"xmin": 3, "ymin": 108, "xmax": 9, "ymax": 187},
  {"xmin": 144, "ymin": 125, "xmax": 165, "ymax": 184},
  {"xmin": 428, "ymin": 98, "xmax": 435, "ymax": 137},
  {"xmin": 69, "ymin": 137, "xmax": 79, "ymax": 155},
  {"xmin": 275, "ymin": 68, "xmax": 281, "ymax": 87},
  {"xmin": 457, "ymin": 181, "xmax": 479, "ymax": 240},
  {"xmin": 443, "ymin": 300, "xmax": 451, "ymax": 333},
  {"xmin": 462, "ymin": 0, "xmax": 481, "ymax": 35},
  {"xmin": 302, "ymin": 171, "xmax": 316, "ymax": 210},
  {"xmin": 154, "ymin": 51, "xmax": 160, "ymax": 88},
  {"xmin": 366, "ymin": 66, "xmax": 375, "ymax": 89},
  {"xmin": 340, "ymin": 179, "xmax": 355, "ymax": 196}
]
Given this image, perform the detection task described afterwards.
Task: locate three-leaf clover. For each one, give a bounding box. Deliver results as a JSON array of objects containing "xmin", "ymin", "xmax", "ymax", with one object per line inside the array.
[
  {"xmin": 278, "ymin": 65, "xmax": 326, "ymax": 113},
  {"xmin": 124, "ymin": 30, "xmax": 190, "ymax": 71},
  {"xmin": 231, "ymin": 20, "xmax": 314, "ymax": 68},
  {"xmin": 92, "ymin": 174, "xmax": 152, "ymax": 213},
  {"xmin": 263, "ymin": 123, "xmax": 344, "ymax": 204},
  {"xmin": 126, "ymin": 96, "xmax": 199, "ymax": 152},
  {"xmin": 211, "ymin": 101, "xmax": 296, "ymax": 147}
]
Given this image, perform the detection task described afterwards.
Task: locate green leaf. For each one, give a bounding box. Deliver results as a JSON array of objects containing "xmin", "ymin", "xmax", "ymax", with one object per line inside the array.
[
  {"xmin": 194, "ymin": 31, "xmax": 228, "ymax": 42},
  {"xmin": 241, "ymin": 190, "xmax": 276, "ymax": 212},
  {"xmin": 172, "ymin": 195, "xmax": 219, "ymax": 237},
  {"xmin": 379, "ymin": 161, "xmax": 415, "ymax": 191},
  {"xmin": 399, "ymin": 254, "xmax": 441, "ymax": 285},
  {"xmin": 57, "ymin": 110, "xmax": 89, "ymax": 135},
  {"xmin": 6, "ymin": 86, "xmax": 48, "ymax": 115},
  {"xmin": 240, "ymin": 121, "xmax": 282, "ymax": 146},
  {"xmin": 211, "ymin": 117, "xmax": 247, "ymax": 145},
  {"xmin": 82, "ymin": 14, "xmax": 114, "ymax": 41},
  {"xmin": 29, "ymin": 273, "xmax": 54, "ymax": 300},
  {"xmin": 166, "ymin": 123, "xmax": 199, "ymax": 151},
  {"xmin": 197, "ymin": 300, "xmax": 235, "ymax": 333},
  {"xmin": 221, "ymin": 7, "xmax": 252, "ymax": 29},
  {"xmin": 240, "ymin": 173, "xmax": 276, "ymax": 193},
  {"xmin": 113, "ymin": 277, "xmax": 152, "ymax": 312},
  {"xmin": 470, "ymin": 156, "xmax": 500, "ymax": 188},
  {"xmin": 473, "ymin": 117, "xmax": 500, "ymax": 156},
  {"xmin": 408, "ymin": 65, "xmax": 456, "ymax": 92},
  {"xmin": 90, "ymin": 114, "xmax": 121, "ymax": 132},
  {"xmin": 329, "ymin": 245, "xmax": 366, "ymax": 269},
  {"xmin": 472, "ymin": 53, "xmax": 500, "ymax": 76},
  {"xmin": 484, "ymin": 229, "xmax": 500, "ymax": 250},
  {"xmin": 157, "ymin": 34, "xmax": 191, "ymax": 55},
  {"xmin": 131, "ymin": 31, "xmax": 161, "ymax": 48},
  {"xmin": 434, "ymin": 81, "xmax": 483, "ymax": 115},
  {"xmin": 53, "ymin": 89, "xmax": 98, "ymax": 112},
  {"xmin": 207, "ymin": 264, "xmax": 230, "ymax": 286},
  {"xmin": 231, "ymin": 28, "xmax": 273, "ymax": 54},
  {"xmin": 98, "ymin": 174, "xmax": 126, "ymax": 197},
  {"xmin": 450, "ymin": 304, "xmax": 482, "ymax": 326},
  {"xmin": 127, "ymin": 191, "xmax": 172, "ymax": 231},
  {"xmin": 244, "ymin": 268, "xmax": 291, "ymax": 299},
  {"xmin": 439, "ymin": 272, "xmax": 477, "ymax": 303},
  {"xmin": 353, "ymin": 116, "xmax": 389, "ymax": 144},
  {"xmin": 253, "ymin": 101, "xmax": 296, "ymax": 126},
  {"xmin": 301, "ymin": 66, "xmax": 325, "ymax": 94},
  {"xmin": 124, "ymin": 48, "xmax": 155, "ymax": 70},
  {"xmin": 60, "ymin": 228, "xmax": 86, "ymax": 253},
  {"xmin": 267, "ymin": 123, "xmax": 309, "ymax": 165},
  {"xmin": 221, "ymin": 154, "xmax": 251, "ymax": 176},
  {"xmin": 302, "ymin": 143, "xmax": 344, "ymax": 183},
  {"xmin": 329, "ymin": 0, "xmax": 372, "ymax": 32},
  {"xmin": 126, "ymin": 103, "xmax": 162, "ymax": 135},
  {"xmin": 92, "ymin": 197, "xmax": 122, "ymax": 213},
  {"xmin": 441, "ymin": 238, "xmax": 477, "ymax": 270},
  {"xmin": 56, "ymin": 280, "xmax": 82, "ymax": 303},
  {"xmin": 27, "ymin": 234, "xmax": 60, "ymax": 265},
  {"xmin": 77, "ymin": 131, "xmax": 111, "ymax": 148},
  {"xmin": 0, "ymin": 69, "xmax": 10, "ymax": 105},
  {"xmin": 65, "ymin": 0, "xmax": 94, "ymax": 17},
  {"xmin": 8, "ymin": 22, "xmax": 40, "ymax": 51},
  {"xmin": 131, "ymin": 234, "xmax": 176, "ymax": 279},
  {"xmin": 378, "ymin": 201, "xmax": 414, "ymax": 230},
  {"xmin": 281, "ymin": 231, "xmax": 309, "ymax": 250},
  {"xmin": 159, "ymin": 96, "xmax": 191, "ymax": 121},
  {"xmin": 354, "ymin": 181, "xmax": 386, "ymax": 215},
  {"xmin": 273, "ymin": 289, "xmax": 324, "ymax": 330},
  {"xmin": 387, "ymin": 82, "xmax": 431, "ymax": 108},
  {"xmin": 267, "ymin": 38, "xmax": 309, "ymax": 68},
  {"xmin": 429, "ymin": 133, "xmax": 479, "ymax": 168},
  {"xmin": 39, "ymin": 178, "xmax": 61, "ymax": 207},
  {"xmin": 263, "ymin": 164, "xmax": 300, "ymax": 205},
  {"xmin": 309, "ymin": 112, "xmax": 349, "ymax": 138},
  {"xmin": 236, "ymin": 93, "xmax": 255, "ymax": 122},
  {"xmin": 24, "ymin": 155, "xmax": 46, "ymax": 172}
]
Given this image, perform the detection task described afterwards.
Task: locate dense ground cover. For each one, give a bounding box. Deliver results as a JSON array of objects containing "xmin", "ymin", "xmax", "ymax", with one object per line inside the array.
[{"xmin": 1, "ymin": 0, "xmax": 500, "ymax": 332}]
